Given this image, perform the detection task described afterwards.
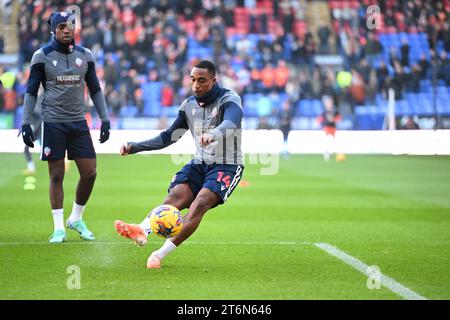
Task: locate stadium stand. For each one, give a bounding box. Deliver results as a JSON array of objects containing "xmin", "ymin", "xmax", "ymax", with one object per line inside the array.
[{"xmin": 0, "ymin": 0, "xmax": 449, "ymax": 130}]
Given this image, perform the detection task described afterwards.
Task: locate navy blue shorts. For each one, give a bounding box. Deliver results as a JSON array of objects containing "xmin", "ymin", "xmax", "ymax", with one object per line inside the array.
[
  {"xmin": 169, "ymin": 160, "xmax": 244, "ymax": 205},
  {"xmin": 41, "ymin": 120, "xmax": 96, "ymax": 161}
]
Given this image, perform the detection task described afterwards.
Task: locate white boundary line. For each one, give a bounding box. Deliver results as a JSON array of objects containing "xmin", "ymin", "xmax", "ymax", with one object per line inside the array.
[
  {"xmin": 0, "ymin": 240, "xmax": 309, "ymax": 246},
  {"xmin": 315, "ymin": 242, "xmax": 427, "ymax": 300}
]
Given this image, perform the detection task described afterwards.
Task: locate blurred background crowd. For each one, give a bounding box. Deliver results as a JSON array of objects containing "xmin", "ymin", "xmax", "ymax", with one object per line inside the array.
[{"xmin": 0, "ymin": 0, "xmax": 449, "ymax": 130}]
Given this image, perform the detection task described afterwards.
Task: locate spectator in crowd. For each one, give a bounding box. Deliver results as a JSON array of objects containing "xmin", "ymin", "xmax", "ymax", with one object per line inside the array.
[
  {"xmin": 390, "ymin": 62, "xmax": 408, "ymax": 100},
  {"xmin": 0, "ymin": 36, "xmax": 4, "ymax": 54},
  {"xmin": 273, "ymin": 59, "xmax": 290, "ymax": 93},
  {"xmin": 376, "ymin": 61, "xmax": 390, "ymax": 99},
  {"xmin": 409, "ymin": 64, "xmax": 422, "ymax": 93},
  {"xmin": 318, "ymin": 24, "xmax": 331, "ymax": 54},
  {"xmin": 317, "ymin": 95, "xmax": 341, "ymax": 161},
  {"xmin": 364, "ymin": 32, "xmax": 383, "ymax": 67},
  {"xmin": 402, "ymin": 116, "xmax": 420, "ymax": 130},
  {"xmin": 437, "ymin": 50, "xmax": 450, "ymax": 86},
  {"xmin": 400, "ymin": 37, "xmax": 410, "ymax": 67},
  {"xmin": 418, "ymin": 53, "xmax": 430, "ymax": 79},
  {"xmin": 0, "ymin": 78, "xmax": 4, "ymax": 111},
  {"xmin": 349, "ymin": 69, "xmax": 365, "ymax": 106},
  {"xmin": 278, "ymin": 100, "xmax": 293, "ymax": 156}
]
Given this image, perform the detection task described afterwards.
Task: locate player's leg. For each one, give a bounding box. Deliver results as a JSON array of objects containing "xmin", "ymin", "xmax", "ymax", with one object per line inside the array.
[
  {"xmin": 170, "ymin": 187, "xmax": 219, "ymax": 246},
  {"xmin": 64, "ymin": 158, "xmax": 96, "ymax": 240},
  {"xmin": 147, "ymin": 164, "xmax": 243, "ymax": 268},
  {"xmin": 138, "ymin": 182, "xmax": 194, "ymax": 235},
  {"xmin": 41, "ymin": 122, "xmax": 69, "ymax": 243},
  {"xmin": 48, "ymin": 159, "xmax": 67, "ymax": 242},
  {"xmin": 48, "ymin": 159, "xmax": 65, "ymax": 210},
  {"xmin": 146, "ymin": 188, "xmax": 220, "ymax": 268},
  {"xmin": 329, "ymin": 130, "xmax": 336, "ymax": 160},
  {"xmin": 65, "ymin": 121, "xmax": 97, "ymax": 240},
  {"xmin": 23, "ymin": 146, "xmax": 36, "ymax": 175},
  {"xmin": 115, "ymin": 161, "xmax": 201, "ymax": 247},
  {"xmin": 115, "ymin": 183, "xmax": 195, "ymax": 246},
  {"xmin": 162, "ymin": 182, "xmax": 195, "ymax": 210},
  {"xmin": 23, "ymin": 122, "xmax": 41, "ymax": 175},
  {"xmin": 73, "ymin": 158, "xmax": 97, "ymax": 206},
  {"xmin": 323, "ymin": 129, "xmax": 331, "ymax": 161}
]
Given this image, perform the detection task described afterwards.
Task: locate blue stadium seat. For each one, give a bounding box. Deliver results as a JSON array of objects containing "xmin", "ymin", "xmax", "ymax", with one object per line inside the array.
[
  {"xmin": 143, "ymin": 101, "xmax": 161, "ymax": 117},
  {"xmin": 257, "ymin": 95, "xmax": 273, "ymax": 117},
  {"xmin": 142, "ymin": 82, "xmax": 162, "ymax": 99},
  {"xmin": 354, "ymin": 106, "xmax": 385, "ymax": 130},
  {"xmin": 162, "ymin": 106, "xmax": 179, "ymax": 118},
  {"xmin": 243, "ymin": 93, "xmax": 260, "ymax": 117},
  {"xmin": 141, "ymin": 82, "xmax": 163, "ymax": 117},
  {"xmin": 311, "ymin": 100, "xmax": 323, "ymax": 116},
  {"xmin": 296, "ymin": 100, "xmax": 313, "ymax": 117},
  {"xmin": 119, "ymin": 105, "xmax": 139, "ymax": 117},
  {"xmin": 394, "ymin": 100, "xmax": 410, "ymax": 116}
]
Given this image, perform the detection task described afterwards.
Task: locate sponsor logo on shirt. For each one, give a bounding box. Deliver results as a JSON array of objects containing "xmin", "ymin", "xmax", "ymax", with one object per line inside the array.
[
  {"xmin": 56, "ymin": 74, "xmax": 81, "ymax": 85},
  {"xmin": 194, "ymin": 124, "xmax": 216, "ymax": 136}
]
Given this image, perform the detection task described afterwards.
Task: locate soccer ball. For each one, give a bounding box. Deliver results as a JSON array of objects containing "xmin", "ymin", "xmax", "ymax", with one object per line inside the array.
[
  {"xmin": 149, "ymin": 205, "xmax": 184, "ymax": 238},
  {"xmin": 336, "ymin": 153, "xmax": 346, "ymax": 162}
]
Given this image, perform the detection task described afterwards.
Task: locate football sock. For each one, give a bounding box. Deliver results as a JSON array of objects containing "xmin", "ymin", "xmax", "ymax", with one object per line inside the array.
[
  {"xmin": 68, "ymin": 202, "xmax": 85, "ymax": 223},
  {"xmin": 139, "ymin": 217, "xmax": 152, "ymax": 236},
  {"xmin": 27, "ymin": 161, "xmax": 36, "ymax": 172},
  {"xmin": 52, "ymin": 209, "xmax": 65, "ymax": 231},
  {"xmin": 154, "ymin": 239, "xmax": 177, "ymax": 259}
]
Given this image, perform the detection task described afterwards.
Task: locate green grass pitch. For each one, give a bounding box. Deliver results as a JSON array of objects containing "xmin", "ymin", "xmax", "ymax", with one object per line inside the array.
[{"xmin": 0, "ymin": 153, "xmax": 449, "ymax": 299}]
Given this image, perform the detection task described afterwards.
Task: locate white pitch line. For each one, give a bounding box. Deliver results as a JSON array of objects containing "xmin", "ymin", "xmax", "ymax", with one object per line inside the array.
[
  {"xmin": 0, "ymin": 240, "xmax": 309, "ymax": 246},
  {"xmin": 315, "ymin": 242, "xmax": 427, "ymax": 300}
]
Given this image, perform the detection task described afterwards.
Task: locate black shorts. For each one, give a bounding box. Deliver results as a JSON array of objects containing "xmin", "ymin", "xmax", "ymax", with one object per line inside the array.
[
  {"xmin": 169, "ymin": 160, "xmax": 244, "ymax": 205},
  {"xmin": 41, "ymin": 120, "xmax": 96, "ymax": 161}
]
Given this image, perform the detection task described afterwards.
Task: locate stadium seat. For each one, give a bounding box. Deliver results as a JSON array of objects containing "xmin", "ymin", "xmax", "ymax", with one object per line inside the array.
[
  {"xmin": 243, "ymin": 93, "xmax": 260, "ymax": 117},
  {"xmin": 355, "ymin": 106, "xmax": 385, "ymax": 130},
  {"xmin": 296, "ymin": 100, "xmax": 312, "ymax": 117},
  {"xmin": 119, "ymin": 106, "xmax": 139, "ymax": 117}
]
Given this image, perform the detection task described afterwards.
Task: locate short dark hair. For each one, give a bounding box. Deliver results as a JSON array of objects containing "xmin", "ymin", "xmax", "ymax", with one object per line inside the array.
[{"xmin": 194, "ymin": 60, "xmax": 216, "ymax": 76}]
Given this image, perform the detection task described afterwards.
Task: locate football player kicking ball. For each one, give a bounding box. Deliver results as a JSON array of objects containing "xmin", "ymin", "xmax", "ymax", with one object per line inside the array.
[{"xmin": 115, "ymin": 61, "xmax": 244, "ymax": 269}]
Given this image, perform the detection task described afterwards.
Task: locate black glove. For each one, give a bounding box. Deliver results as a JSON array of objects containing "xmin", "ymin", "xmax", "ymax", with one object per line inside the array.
[
  {"xmin": 99, "ymin": 121, "xmax": 110, "ymax": 143},
  {"xmin": 21, "ymin": 124, "xmax": 35, "ymax": 148}
]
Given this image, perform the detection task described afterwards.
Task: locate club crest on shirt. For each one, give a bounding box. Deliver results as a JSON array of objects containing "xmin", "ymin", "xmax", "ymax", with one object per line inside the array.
[
  {"xmin": 44, "ymin": 147, "xmax": 51, "ymax": 157},
  {"xmin": 52, "ymin": 60, "xmax": 57, "ymax": 66},
  {"xmin": 75, "ymin": 58, "xmax": 82, "ymax": 67}
]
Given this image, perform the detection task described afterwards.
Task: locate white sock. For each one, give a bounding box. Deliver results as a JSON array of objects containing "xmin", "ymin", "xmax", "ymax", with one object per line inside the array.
[
  {"xmin": 139, "ymin": 217, "xmax": 153, "ymax": 236},
  {"xmin": 68, "ymin": 202, "xmax": 85, "ymax": 223},
  {"xmin": 27, "ymin": 161, "xmax": 36, "ymax": 172},
  {"xmin": 154, "ymin": 239, "xmax": 177, "ymax": 259},
  {"xmin": 52, "ymin": 209, "xmax": 65, "ymax": 231}
]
